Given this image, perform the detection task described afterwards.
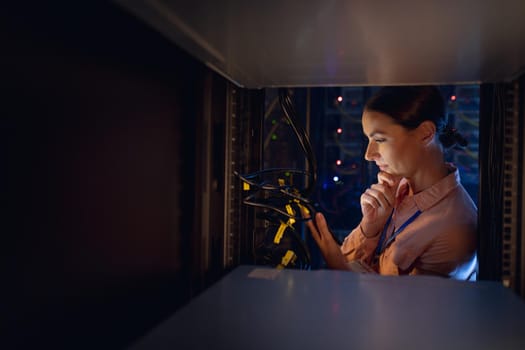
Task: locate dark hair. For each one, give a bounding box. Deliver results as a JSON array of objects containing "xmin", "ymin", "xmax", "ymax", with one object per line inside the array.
[{"xmin": 365, "ymin": 86, "xmax": 467, "ymax": 149}]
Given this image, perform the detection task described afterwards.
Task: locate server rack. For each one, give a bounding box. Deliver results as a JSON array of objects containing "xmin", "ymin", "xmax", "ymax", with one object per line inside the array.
[{"xmin": 3, "ymin": 1, "xmax": 525, "ymax": 349}]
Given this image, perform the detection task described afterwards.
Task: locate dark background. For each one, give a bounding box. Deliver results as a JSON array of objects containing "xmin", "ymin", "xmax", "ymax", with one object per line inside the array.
[{"xmin": 1, "ymin": 1, "xmax": 211, "ymax": 348}]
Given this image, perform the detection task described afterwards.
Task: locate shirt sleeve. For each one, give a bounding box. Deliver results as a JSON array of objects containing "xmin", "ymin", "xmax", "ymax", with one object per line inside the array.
[{"xmin": 340, "ymin": 226, "xmax": 382, "ymax": 265}]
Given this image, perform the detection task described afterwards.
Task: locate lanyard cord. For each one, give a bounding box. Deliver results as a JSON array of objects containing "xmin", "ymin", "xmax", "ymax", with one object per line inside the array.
[{"xmin": 374, "ymin": 209, "xmax": 422, "ymax": 258}]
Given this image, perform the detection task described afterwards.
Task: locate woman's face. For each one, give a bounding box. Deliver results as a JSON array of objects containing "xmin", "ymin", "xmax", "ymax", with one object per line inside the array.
[{"xmin": 361, "ymin": 110, "xmax": 421, "ymax": 177}]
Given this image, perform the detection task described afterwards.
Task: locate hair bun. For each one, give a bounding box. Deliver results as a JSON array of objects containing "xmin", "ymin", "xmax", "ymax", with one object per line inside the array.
[{"xmin": 439, "ymin": 125, "xmax": 468, "ymax": 149}]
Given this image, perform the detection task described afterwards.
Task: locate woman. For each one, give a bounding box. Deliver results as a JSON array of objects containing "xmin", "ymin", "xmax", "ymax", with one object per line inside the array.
[{"xmin": 306, "ymin": 86, "xmax": 478, "ymax": 280}]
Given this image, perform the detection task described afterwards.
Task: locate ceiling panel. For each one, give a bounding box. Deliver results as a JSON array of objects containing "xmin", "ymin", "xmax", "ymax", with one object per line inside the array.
[{"xmin": 115, "ymin": 0, "xmax": 525, "ymax": 88}]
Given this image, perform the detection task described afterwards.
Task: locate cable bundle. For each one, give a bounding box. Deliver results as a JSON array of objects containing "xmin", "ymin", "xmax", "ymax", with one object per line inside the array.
[
  {"xmin": 278, "ymin": 89, "xmax": 318, "ymax": 197},
  {"xmin": 235, "ymin": 88, "xmax": 318, "ymax": 270}
]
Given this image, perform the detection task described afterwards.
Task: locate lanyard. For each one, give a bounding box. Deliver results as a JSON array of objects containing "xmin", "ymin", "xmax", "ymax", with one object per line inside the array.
[{"xmin": 374, "ymin": 209, "xmax": 422, "ymax": 258}]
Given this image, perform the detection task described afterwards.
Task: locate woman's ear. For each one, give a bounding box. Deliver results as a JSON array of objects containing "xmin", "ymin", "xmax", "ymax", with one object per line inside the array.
[{"xmin": 417, "ymin": 121, "xmax": 436, "ymax": 145}]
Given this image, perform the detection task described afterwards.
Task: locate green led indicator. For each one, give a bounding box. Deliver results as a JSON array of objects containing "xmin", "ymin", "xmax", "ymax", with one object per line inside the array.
[{"xmin": 271, "ymin": 134, "xmax": 277, "ymax": 140}]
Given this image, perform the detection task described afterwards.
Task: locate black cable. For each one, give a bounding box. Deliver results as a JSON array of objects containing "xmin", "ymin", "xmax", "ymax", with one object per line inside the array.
[
  {"xmin": 278, "ymin": 89, "xmax": 318, "ymax": 197},
  {"xmin": 235, "ymin": 89, "xmax": 320, "ymax": 270},
  {"xmin": 237, "ymin": 168, "xmax": 310, "ymax": 179}
]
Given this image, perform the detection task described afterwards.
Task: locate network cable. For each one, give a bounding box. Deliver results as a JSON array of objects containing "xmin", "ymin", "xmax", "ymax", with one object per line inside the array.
[{"xmin": 235, "ymin": 88, "xmax": 318, "ymax": 270}]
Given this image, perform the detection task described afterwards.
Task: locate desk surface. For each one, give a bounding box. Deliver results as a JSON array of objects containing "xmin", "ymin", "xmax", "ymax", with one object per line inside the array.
[{"xmin": 130, "ymin": 266, "xmax": 525, "ymax": 350}]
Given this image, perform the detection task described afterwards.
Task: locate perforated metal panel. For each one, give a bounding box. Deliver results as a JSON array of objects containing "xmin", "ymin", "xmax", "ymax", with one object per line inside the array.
[
  {"xmin": 502, "ymin": 82, "xmax": 520, "ymax": 291},
  {"xmin": 225, "ymin": 86, "xmax": 265, "ymax": 267},
  {"xmin": 223, "ymin": 84, "xmax": 239, "ymax": 267}
]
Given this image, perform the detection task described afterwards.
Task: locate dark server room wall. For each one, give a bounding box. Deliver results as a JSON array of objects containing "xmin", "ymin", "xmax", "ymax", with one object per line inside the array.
[{"xmin": 1, "ymin": 2, "xmax": 210, "ymax": 348}]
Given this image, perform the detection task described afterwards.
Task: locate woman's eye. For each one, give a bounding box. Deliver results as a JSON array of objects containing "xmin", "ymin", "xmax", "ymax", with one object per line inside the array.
[{"xmin": 374, "ymin": 138, "xmax": 386, "ymax": 143}]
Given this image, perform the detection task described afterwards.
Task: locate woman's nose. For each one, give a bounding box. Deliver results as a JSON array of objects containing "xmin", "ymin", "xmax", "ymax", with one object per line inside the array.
[{"xmin": 364, "ymin": 142, "xmax": 377, "ymax": 161}]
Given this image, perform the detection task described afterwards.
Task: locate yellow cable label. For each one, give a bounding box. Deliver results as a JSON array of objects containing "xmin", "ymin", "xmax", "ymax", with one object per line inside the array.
[
  {"xmin": 274, "ymin": 215, "xmax": 297, "ymax": 244},
  {"xmin": 274, "ymin": 222, "xmax": 287, "ymax": 244},
  {"xmin": 285, "ymin": 204, "xmax": 296, "ymax": 225},
  {"xmin": 281, "ymin": 250, "xmax": 296, "ymax": 266},
  {"xmin": 243, "ymin": 182, "xmax": 250, "ymax": 191},
  {"xmin": 278, "ymin": 178, "xmax": 285, "ymax": 186},
  {"xmin": 297, "ymin": 203, "xmax": 310, "ymax": 216},
  {"xmin": 276, "ymin": 250, "xmax": 296, "ymax": 270}
]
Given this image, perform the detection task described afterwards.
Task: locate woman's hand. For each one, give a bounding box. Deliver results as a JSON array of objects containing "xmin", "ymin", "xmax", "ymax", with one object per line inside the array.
[
  {"xmin": 359, "ymin": 171, "xmax": 401, "ymax": 237},
  {"xmin": 305, "ymin": 212, "xmax": 348, "ymax": 270}
]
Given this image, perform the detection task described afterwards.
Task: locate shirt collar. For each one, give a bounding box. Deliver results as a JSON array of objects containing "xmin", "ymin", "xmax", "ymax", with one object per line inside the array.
[{"xmin": 398, "ymin": 163, "xmax": 460, "ymax": 212}]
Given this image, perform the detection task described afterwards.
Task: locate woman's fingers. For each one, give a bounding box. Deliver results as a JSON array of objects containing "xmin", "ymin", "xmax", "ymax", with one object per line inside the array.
[
  {"xmin": 377, "ymin": 171, "xmax": 402, "ymax": 187},
  {"xmin": 306, "ymin": 217, "xmax": 321, "ymax": 243},
  {"xmin": 363, "ymin": 186, "xmax": 391, "ymax": 209},
  {"xmin": 377, "ymin": 171, "xmax": 394, "ymax": 186},
  {"xmin": 375, "ymin": 187, "xmax": 394, "ymax": 208},
  {"xmin": 359, "ymin": 172, "xmax": 400, "ymax": 234},
  {"xmin": 306, "ymin": 212, "xmax": 333, "ymax": 245},
  {"xmin": 302, "ymin": 207, "xmax": 321, "ymax": 242},
  {"xmin": 314, "ymin": 213, "xmax": 330, "ymax": 240},
  {"xmin": 361, "ymin": 192, "xmax": 379, "ymax": 209},
  {"xmin": 305, "ymin": 213, "xmax": 347, "ymax": 270}
]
